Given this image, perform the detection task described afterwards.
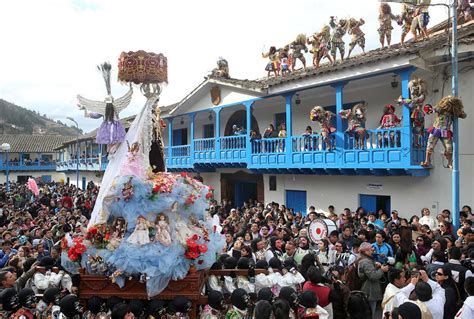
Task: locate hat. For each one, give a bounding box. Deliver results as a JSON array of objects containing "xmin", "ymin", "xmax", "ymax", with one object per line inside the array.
[
  {"xmin": 169, "ymin": 296, "xmax": 192, "ymax": 314},
  {"xmin": 231, "ymin": 288, "xmax": 249, "ymax": 311},
  {"xmin": 391, "ymin": 210, "xmax": 399, "ymax": 215},
  {"xmin": 257, "ymin": 287, "xmax": 274, "ymax": 302},
  {"xmin": 208, "ymin": 290, "xmax": 225, "ymax": 311},
  {"xmin": 359, "ymin": 242, "xmax": 373, "ymax": 253},
  {"xmin": 145, "ymin": 300, "xmax": 167, "ymax": 318},
  {"xmin": 398, "ymin": 302, "xmax": 421, "ymax": 319},
  {"xmin": 59, "ymin": 294, "xmax": 82, "ymax": 318},
  {"xmin": 230, "ymin": 208, "xmax": 237, "ymax": 213},
  {"xmin": 43, "ymin": 287, "xmax": 61, "ymax": 304}
]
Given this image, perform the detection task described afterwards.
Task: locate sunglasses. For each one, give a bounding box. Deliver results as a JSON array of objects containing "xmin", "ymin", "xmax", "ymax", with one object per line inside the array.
[{"xmin": 435, "ymin": 272, "xmax": 445, "ymax": 276}]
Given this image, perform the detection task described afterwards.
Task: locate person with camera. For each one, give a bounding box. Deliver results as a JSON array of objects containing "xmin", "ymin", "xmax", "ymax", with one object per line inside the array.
[{"xmin": 382, "ymin": 268, "xmax": 407, "ymax": 316}]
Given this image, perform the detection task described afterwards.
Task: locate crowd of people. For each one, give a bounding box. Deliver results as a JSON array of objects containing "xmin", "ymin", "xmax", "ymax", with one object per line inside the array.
[{"xmin": 0, "ymin": 179, "xmax": 473, "ymax": 319}]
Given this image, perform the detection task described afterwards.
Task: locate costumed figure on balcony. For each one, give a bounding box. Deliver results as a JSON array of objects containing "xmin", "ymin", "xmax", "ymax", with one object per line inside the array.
[
  {"xmin": 155, "ymin": 213, "xmax": 172, "ymax": 247},
  {"xmin": 291, "ymin": 34, "xmax": 308, "ymax": 72},
  {"xmin": 397, "ymin": 3, "xmax": 416, "ymax": 46},
  {"xmin": 421, "ymin": 96, "xmax": 467, "ymax": 168},
  {"xmin": 210, "ymin": 57, "xmax": 230, "ymax": 79},
  {"xmin": 262, "ymin": 46, "xmax": 280, "ymax": 79},
  {"xmin": 329, "ymin": 16, "xmax": 348, "ymax": 62},
  {"xmin": 458, "ymin": 0, "xmax": 473, "ymax": 22},
  {"xmin": 313, "ymin": 25, "xmax": 335, "ymax": 68},
  {"xmin": 77, "ymin": 62, "xmax": 133, "ymax": 152},
  {"xmin": 347, "ymin": 18, "xmax": 366, "ymax": 58},
  {"xmin": 397, "ymin": 78, "xmax": 427, "ymax": 147},
  {"xmin": 411, "ymin": 0, "xmax": 431, "ymax": 42},
  {"xmin": 378, "ymin": 104, "xmax": 401, "ymax": 148},
  {"xmin": 310, "ymin": 106, "xmax": 336, "ymax": 150},
  {"xmin": 339, "ymin": 103, "xmax": 367, "ymax": 149},
  {"xmin": 378, "ymin": 3, "xmax": 397, "ymax": 48}
]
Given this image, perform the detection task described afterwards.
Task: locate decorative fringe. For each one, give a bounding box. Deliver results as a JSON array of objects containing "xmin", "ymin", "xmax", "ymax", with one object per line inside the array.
[{"xmin": 97, "ymin": 62, "xmax": 112, "ymax": 95}]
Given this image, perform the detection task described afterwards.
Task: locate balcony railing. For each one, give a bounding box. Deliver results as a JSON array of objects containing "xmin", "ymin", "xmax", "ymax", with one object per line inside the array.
[{"xmin": 56, "ymin": 157, "xmax": 108, "ymax": 172}]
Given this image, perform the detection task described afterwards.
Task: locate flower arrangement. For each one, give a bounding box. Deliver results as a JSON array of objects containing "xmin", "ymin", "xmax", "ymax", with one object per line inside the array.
[
  {"xmin": 67, "ymin": 237, "xmax": 87, "ymax": 263},
  {"xmin": 149, "ymin": 172, "xmax": 177, "ymax": 200},
  {"xmin": 184, "ymin": 234, "xmax": 208, "ymax": 265},
  {"xmin": 85, "ymin": 224, "xmax": 110, "ymax": 249}
]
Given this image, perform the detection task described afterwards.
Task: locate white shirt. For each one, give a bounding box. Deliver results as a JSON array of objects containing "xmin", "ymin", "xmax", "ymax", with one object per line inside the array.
[
  {"xmin": 395, "ymin": 280, "xmax": 445, "ymax": 319},
  {"xmin": 456, "ymin": 296, "xmax": 474, "ymax": 319},
  {"xmin": 382, "ymin": 283, "xmax": 401, "ymax": 315},
  {"xmin": 419, "ymin": 215, "xmax": 438, "ymax": 231}
]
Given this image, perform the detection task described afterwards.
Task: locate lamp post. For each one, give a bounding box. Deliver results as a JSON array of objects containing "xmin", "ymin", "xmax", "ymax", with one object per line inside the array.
[
  {"xmin": 1, "ymin": 143, "xmax": 11, "ymax": 192},
  {"xmin": 66, "ymin": 117, "xmax": 80, "ymax": 189}
]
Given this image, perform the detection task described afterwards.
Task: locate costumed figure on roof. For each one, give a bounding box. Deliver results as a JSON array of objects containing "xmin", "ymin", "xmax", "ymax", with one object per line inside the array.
[
  {"xmin": 397, "ymin": 2, "xmax": 416, "ymax": 46},
  {"xmin": 210, "ymin": 57, "xmax": 230, "ymax": 79},
  {"xmin": 310, "ymin": 106, "xmax": 336, "ymax": 150},
  {"xmin": 458, "ymin": 0, "xmax": 473, "ymax": 22},
  {"xmin": 291, "ymin": 34, "xmax": 308, "ymax": 72},
  {"xmin": 77, "ymin": 63, "xmax": 133, "ymax": 153},
  {"xmin": 377, "ymin": 104, "xmax": 401, "ymax": 148},
  {"xmin": 262, "ymin": 46, "xmax": 281, "ymax": 79},
  {"xmin": 421, "ymin": 96, "xmax": 467, "ymax": 168},
  {"xmin": 339, "ymin": 103, "xmax": 367, "ymax": 149},
  {"xmin": 378, "ymin": 3, "xmax": 397, "ymax": 48},
  {"xmin": 346, "ymin": 18, "xmax": 366, "ymax": 58},
  {"xmin": 310, "ymin": 26, "xmax": 335, "ymax": 68},
  {"xmin": 397, "ymin": 78, "xmax": 428, "ymax": 147},
  {"xmin": 329, "ymin": 16, "xmax": 348, "ymax": 62},
  {"xmin": 411, "ymin": 0, "xmax": 431, "ymax": 42},
  {"xmin": 279, "ymin": 45, "xmax": 291, "ymax": 77},
  {"xmin": 76, "ymin": 51, "xmax": 224, "ymax": 298}
]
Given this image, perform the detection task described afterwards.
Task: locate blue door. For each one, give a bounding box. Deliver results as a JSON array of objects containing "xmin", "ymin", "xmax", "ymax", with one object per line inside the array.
[
  {"xmin": 234, "ymin": 182, "xmax": 257, "ymax": 208},
  {"xmin": 82, "ymin": 177, "xmax": 86, "ymax": 190},
  {"xmin": 359, "ymin": 194, "xmax": 377, "ymax": 214},
  {"xmin": 286, "ymin": 190, "xmax": 307, "ymax": 215},
  {"xmin": 172, "ymin": 128, "xmax": 188, "ymax": 146},
  {"xmin": 41, "ymin": 175, "xmax": 52, "ymax": 183}
]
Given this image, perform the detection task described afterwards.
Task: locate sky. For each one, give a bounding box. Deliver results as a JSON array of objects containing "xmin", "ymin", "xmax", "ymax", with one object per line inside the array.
[{"xmin": 0, "ymin": 0, "xmax": 451, "ymax": 133}]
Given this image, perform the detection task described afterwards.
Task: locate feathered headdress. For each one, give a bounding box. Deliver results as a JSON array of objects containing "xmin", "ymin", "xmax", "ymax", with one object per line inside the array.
[
  {"xmin": 436, "ymin": 96, "xmax": 467, "ymax": 118},
  {"xmin": 97, "ymin": 62, "xmax": 112, "ymax": 98}
]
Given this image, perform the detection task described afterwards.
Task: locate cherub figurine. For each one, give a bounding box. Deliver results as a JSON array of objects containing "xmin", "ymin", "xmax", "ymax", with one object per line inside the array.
[
  {"xmin": 397, "ymin": 3, "xmax": 416, "ymax": 46},
  {"xmin": 310, "ymin": 106, "xmax": 336, "ymax": 150},
  {"xmin": 339, "ymin": 103, "xmax": 367, "ymax": 149},
  {"xmin": 378, "ymin": 104, "xmax": 401, "ymax": 147},
  {"xmin": 155, "ymin": 213, "xmax": 172, "ymax": 246},
  {"xmin": 262, "ymin": 46, "xmax": 280, "ymax": 79},
  {"xmin": 291, "ymin": 34, "xmax": 308, "ymax": 72},
  {"xmin": 329, "ymin": 16, "xmax": 348, "ymax": 62},
  {"xmin": 121, "ymin": 177, "xmax": 134, "ymax": 201},
  {"xmin": 378, "ymin": 3, "xmax": 397, "ymax": 48},
  {"xmin": 398, "ymin": 78, "xmax": 427, "ymax": 147},
  {"xmin": 347, "ymin": 18, "xmax": 366, "ymax": 58},
  {"xmin": 210, "ymin": 57, "xmax": 230, "ymax": 79},
  {"xmin": 422, "ymin": 96, "xmax": 467, "ymax": 168},
  {"xmin": 127, "ymin": 216, "xmax": 151, "ymax": 245},
  {"xmin": 313, "ymin": 26, "xmax": 335, "ymax": 68}
]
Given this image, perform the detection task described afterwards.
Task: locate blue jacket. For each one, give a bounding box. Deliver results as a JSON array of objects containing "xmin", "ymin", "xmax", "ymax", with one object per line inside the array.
[{"xmin": 371, "ymin": 242, "xmax": 393, "ymax": 264}]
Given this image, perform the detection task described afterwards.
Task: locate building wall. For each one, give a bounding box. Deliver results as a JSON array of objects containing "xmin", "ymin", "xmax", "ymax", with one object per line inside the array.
[{"xmin": 62, "ymin": 171, "xmax": 104, "ymax": 188}]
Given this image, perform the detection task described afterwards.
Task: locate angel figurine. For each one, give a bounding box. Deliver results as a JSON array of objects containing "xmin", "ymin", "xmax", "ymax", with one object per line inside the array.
[
  {"xmin": 155, "ymin": 213, "xmax": 172, "ymax": 246},
  {"xmin": 121, "ymin": 141, "xmax": 146, "ymax": 180},
  {"xmin": 347, "ymin": 18, "xmax": 366, "ymax": 58},
  {"xmin": 127, "ymin": 216, "xmax": 151, "ymax": 245},
  {"xmin": 77, "ymin": 62, "xmax": 133, "ymax": 148}
]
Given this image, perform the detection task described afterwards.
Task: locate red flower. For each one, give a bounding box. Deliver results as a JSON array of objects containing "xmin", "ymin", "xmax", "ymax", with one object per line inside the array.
[
  {"xmin": 198, "ymin": 244, "xmax": 208, "ymax": 253},
  {"xmin": 104, "ymin": 233, "xmax": 110, "ymax": 241},
  {"xmin": 197, "ymin": 260, "xmax": 203, "ymax": 265},
  {"xmin": 88, "ymin": 227, "xmax": 98, "ymax": 235},
  {"xmin": 205, "ymin": 192, "xmax": 213, "ymax": 199},
  {"xmin": 191, "ymin": 234, "xmax": 199, "ymax": 241},
  {"xmin": 184, "ymin": 251, "xmax": 199, "ymax": 259},
  {"xmin": 180, "ymin": 172, "xmax": 188, "ymax": 177}
]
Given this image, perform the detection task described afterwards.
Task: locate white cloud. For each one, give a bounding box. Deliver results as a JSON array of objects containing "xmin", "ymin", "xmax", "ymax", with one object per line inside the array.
[{"xmin": 0, "ymin": 0, "xmax": 450, "ymax": 132}]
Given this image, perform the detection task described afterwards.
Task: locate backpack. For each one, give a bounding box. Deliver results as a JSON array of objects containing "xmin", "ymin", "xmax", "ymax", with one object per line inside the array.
[{"xmin": 345, "ymin": 256, "xmax": 363, "ymax": 291}]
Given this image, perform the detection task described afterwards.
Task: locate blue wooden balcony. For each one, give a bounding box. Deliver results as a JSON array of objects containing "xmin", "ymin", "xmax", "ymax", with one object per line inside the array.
[
  {"xmin": 0, "ymin": 161, "xmax": 57, "ymax": 171},
  {"xmin": 56, "ymin": 157, "xmax": 108, "ymax": 172},
  {"xmin": 163, "ymin": 128, "xmax": 428, "ymax": 176}
]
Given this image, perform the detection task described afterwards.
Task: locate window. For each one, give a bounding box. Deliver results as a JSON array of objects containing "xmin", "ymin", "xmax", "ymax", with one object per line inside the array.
[
  {"xmin": 203, "ymin": 124, "xmax": 214, "ymax": 138},
  {"xmin": 275, "ymin": 113, "xmax": 286, "ymax": 131},
  {"xmin": 172, "ymin": 128, "xmax": 188, "ymax": 146}
]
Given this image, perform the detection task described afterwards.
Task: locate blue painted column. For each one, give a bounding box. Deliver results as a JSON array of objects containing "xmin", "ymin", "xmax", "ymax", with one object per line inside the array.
[
  {"xmin": 168, "ymin": 118, "xmax": 173, "ymax": 161},
  {"xmin": 189, "ymin": 113, "xmax": 195, "ymax": 165},
  {"xmin": 451, "ymin": 1, "xmax": 460, "ymax": 231},
  {"xmin": 400, "ymin": 68, "xmax": 415, "ymax": 165},
  {"xmin": 214, "ymin": 108, "xmax": 221, "ymax": 160},
  {"xmin": 245, "ymin": 102, "xmax": 254, "ymax": 163},
  {"xmin": 332, "ymin": 82, "xmax": 347, "ymax": 167},
  {"xmin": 285, "ymin": 93, "xmax": 294, "ymax": 164}
]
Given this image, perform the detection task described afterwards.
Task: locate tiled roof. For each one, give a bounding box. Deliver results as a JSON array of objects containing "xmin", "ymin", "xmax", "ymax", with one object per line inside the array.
[{"xmin": 0, "ymin": 135, "xmax": 74, "ymax": 153}]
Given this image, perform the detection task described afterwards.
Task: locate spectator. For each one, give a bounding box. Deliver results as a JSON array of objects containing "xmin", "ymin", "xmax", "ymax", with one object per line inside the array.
[
  {"xmin": 382, "ymin": 268, "xmax": 407, "ymax": 315},
  {"xmin": 456, "ymin": 277, "xmax": 474, "ymax": 318},
  {"xmin": 435, "ymin": 265, "xmax": 462, "ymax": 319}
]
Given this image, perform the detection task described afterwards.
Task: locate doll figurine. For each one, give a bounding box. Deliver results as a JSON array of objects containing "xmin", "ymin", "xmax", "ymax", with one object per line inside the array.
[
  {"xmin": 121, "ymin": 177, "xmax": 134, "ymax": 201},
  {"xmin": 122, "ymin": 141, "xmax": 146, "ymax": 180},
  {"xmin": 290, "ymin": 34, "xmax": 308, "ymax": 72},
  {"xmin": 421, "ymin": 96, "xmax": 467, "ymax": 168},
  {"xmin": 310, "ymin": 106, "xmax": 336, "ymax": 150},
  {"xmin": 378, "ymin": 3, "xmax": 397, "ymax": 48},
  {"xmin": 107, "ymin": 217, "xmax": 127, "ymax": 250},
  {"xmin": 346, "ymin": 18, "xmax": 366, "ymax": 58},
  {"xmin": 339, "ymin": 103, "xmax": 367, "ymax": 149},
  {"xmin": 262, "ymin": 46, "xmax": 280, "ymax": 79},
  {"xmin": 127, "ymin": 216, "xmax": 151, "ymax": 245},
  {"xmin": 378, "ymin": 104, "xmax": 401, "ymax": 148},
  {"xmin": 397, "ymin": 3, "xmax": 416, "ymax": 46},
  {"xmin": 329, "ymin": 16, "xmax": 348, "ymax": 62},
  {"xmin": 155, "ymin": 213, "xmax": 172, "ymax": 246}
]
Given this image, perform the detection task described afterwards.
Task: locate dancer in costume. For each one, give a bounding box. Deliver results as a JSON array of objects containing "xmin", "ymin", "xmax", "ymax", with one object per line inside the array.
[
  {"xmin": 378, "ymin": 104, "xmax": 401, "ymax": 148},
  {"xmin": 210, "ymin": 57, "xmax": 230, "ymax": 79},
  {"xmin": 127, "ymin": 216, "xmax": 151, "ymax": 245},
  {"xmin": 422, "ymin": 96, "xmax": 467, "ymax": 168},
  {"xmin": 291, "ymin": 34, "xmax": 308, "ymax": 72},
  {"xmin": 262, "ymin": 46, "xmax": 280, "ymax": 79},
  {"xmin": 77, "ymin": 63, "xmax": 133, "ymax": 150},
  {"xmin": 312, "ymin": 26, "xmax": 335, "ymax": 68},
  {"xmin": 347, "ymin": 18, "xmax": 366, "ymax": 58},
  {"xmin": 378, "ymin": 3, "xmax": 397, "ymax": 48},
  {"xmin": 398, "ymin": 78, "xmax": 428, "ymax": 147},
  {"xmin": 310, "ymin": 106, "xmax": 336, "ymax": 150},
  {"xmin": 339, "ymin": 103, "xmax": 367, "ymax": 149},
  {"xmin": 411, "ymin": 0, "xmax": 431, "ymax": 42},
  {"xmin": 398, "ymin": 2, "xmax": 416, "ymax": 46},
  {"xmin": 329, "ymin": 16, "xmax": 347, "ymax": 62}
]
